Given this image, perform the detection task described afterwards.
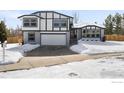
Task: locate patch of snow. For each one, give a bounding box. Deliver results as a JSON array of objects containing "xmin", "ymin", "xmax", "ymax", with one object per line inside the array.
[
  {"xmin": 70, "ymin": 44, "xmax": 87, "ymax": 54},
  {"xmin": 0, "ymin": 56, "xmax": 124, "ymax": 78},
  {"xmin": 0, "ymin": 43, "xmax": 40, "ymax": 65},
  {"xmin": 21, "ymin": 44, "xmax": 40, "ymax": 53},
  {"xmin": 73, "ymin": 22, "xmax": 105, "ymax": 28},
  {"xmin": 70, "ymin": 40, "xmax": 124, "ymax": 54}
]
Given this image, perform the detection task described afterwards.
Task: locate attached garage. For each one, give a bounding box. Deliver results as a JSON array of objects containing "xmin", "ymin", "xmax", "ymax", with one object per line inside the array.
[{"xmin": 41, "ymin": 33, "xmax": 67, "ymax": 45}]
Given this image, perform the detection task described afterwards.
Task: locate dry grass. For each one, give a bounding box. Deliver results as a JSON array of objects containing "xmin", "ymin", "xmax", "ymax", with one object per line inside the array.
[{"xmin": 7, "ymin": 36, "xmax": 22, "ymax": 44}]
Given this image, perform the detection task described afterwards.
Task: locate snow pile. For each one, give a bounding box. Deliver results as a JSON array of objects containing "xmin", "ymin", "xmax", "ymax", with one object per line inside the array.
[
  {"xmin": 0, "ymin": 56, "xmax": 124, "ymax": 78},
  {"xmin": 21, "ymin": 44, "xmax": 40, "ymax": 53},
  {"xmin": 0, "ymin": 43, "xmax": 40, "ymax": 65},
  {"xmin": 0, "ymin": 51, "xmax": 23, "ymax": 64},
  {"xmin": 70, "ymin": 40, "xmax": 124, "ymax": 54},
  {"xmin": 70, "ymin": 44, "xmax": 87, "ymax": 54}
]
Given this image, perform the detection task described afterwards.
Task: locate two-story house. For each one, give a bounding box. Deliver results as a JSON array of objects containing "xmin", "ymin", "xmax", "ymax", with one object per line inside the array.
[
  {"xmin": 18, "ymin": 11, "xmax": 105, "ymax": 46},
  {"xmin": 18, "ymin": 11, "xmax": 73, "ymax": 46}
]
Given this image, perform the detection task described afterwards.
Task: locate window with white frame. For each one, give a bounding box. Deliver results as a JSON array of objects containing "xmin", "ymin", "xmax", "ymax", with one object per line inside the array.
[
  {"xmin": 23, "ymin": 18, "xmax": 38, "ymax": 27},
  {"xmin": 53, "ymin": 18, "xmax": 67, "ymax": 28}
]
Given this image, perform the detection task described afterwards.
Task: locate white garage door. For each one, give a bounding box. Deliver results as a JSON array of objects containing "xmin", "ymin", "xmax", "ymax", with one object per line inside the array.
[{"xmin": 41, "ymin": 34, "xmax": 66, "ymax": 45}]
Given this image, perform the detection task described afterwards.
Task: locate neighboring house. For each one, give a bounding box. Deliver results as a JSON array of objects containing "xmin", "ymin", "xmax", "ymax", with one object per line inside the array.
[
  {"xmin": 18, "ymin": 11, "xmax": 73, "ymax": 46},
  {"xmin": 18, "ymin": 11, "xmax": 105, "ymax": 46}
]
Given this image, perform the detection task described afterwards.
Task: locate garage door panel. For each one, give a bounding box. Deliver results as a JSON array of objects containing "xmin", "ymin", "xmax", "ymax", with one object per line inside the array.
[{"xmin": 41, "ymin": 34, "xmax": 66, "ymax": 45}]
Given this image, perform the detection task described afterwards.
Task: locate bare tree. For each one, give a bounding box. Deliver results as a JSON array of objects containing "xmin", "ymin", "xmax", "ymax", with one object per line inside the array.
[{"xmin": 73, "ymin": 12, "xmax": 79, "ymax": 24}]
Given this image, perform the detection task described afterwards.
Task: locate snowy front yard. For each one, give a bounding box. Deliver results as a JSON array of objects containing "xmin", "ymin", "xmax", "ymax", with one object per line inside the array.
[
  {"xmin": 70, "ymin": 40, "xmax": 124, "ymax": 54},
  {"xmin": 0, "ymin": 43, "xmax": 40, "ymax": 64},
  {"xmin": 1, "ymin": 41, "xmax": 124, "ymax": 78},
  {"xmin": 0, "ymin": 55, "xmax": 124, "ymax": 78}
]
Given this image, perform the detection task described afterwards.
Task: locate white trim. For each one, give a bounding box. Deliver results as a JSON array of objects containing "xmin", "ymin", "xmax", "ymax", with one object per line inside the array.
[{"xmin": 40, "ymin": 32, "xmax": 67, "ymax": 34}]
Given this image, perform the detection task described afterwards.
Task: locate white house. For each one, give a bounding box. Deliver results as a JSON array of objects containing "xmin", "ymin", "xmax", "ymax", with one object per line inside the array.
[
  {"xmin": 18, "ymin": 11, "xmax": 73, "ymax": 46},
  {"xmin": 18, "ymin": 11, "xmax": 105, "ymax": 46}
]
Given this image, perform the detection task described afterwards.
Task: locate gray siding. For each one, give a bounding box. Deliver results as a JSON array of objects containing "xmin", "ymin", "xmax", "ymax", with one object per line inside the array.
[
  {"xmin": 35, "ymin": 32, "xmax": 41, "ymax": 44},
  {"xmin": 101, "ymin": 29, "xmax": 104, "ymax": 38},
  {"xmin": 66, "ymin": 32, "xmax": 70, "ymax": 46},
  {"xmin": 23, "ymin": 32, "xmax": 28, "ymax": 44},
  {"xmin": 77, "ymin": 29, "xmax": 82, "ymax": 40}
]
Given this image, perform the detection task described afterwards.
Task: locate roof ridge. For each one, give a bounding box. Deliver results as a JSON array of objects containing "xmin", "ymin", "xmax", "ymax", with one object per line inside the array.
[{"xmin": 32, "ymin": 11, "xmax": 73, "ymax": 18}]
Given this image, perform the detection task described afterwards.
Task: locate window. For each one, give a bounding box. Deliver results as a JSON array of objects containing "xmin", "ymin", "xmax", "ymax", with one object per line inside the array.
[
  {"xmin": 61, "ymin": 19, "xmax": 67, "ymax": 27},
  {"xmin": 96, "ymin": 34, "xmax": 100, "ymax": 38},
  {"xmin": 91, "ymin": 34, "xmax": 95, "ymax": 38},
  {"xmin": 83, "ymin": 30, "xmax": 86, "ymax": 33},
  {"xmin": 53, "ymin": 18, "xmax": 67, "ymax": 28},
  {"xmin": 54, "ymin": 23, "xmax": 59, "ymax": 27},
  {"xmin": 28, "ymin": 33, "xmax": 35, "ymax": 42},
  {"xmin": 92, "ymin": 27, "xmax": 95, "ymax": 29},
  {"xmin": 87, "ymin": 27, "xmax": 90, "ymax": 29},
  {"xmin": 82, "ymin": 35, "xmax": 85, "ymax": 38},
  {"xmin": 31, "ymin": 19, "xmax": 37, "ymax": 27},
  {"xmin": 87, "ymin": 34, "xmax": 90, "ymax": 37},
  {"xmin": 23, "ymin": 18, "xmax": 38, "ymax": 27},
  {"xmin": 31, "ymin": 23, "xmax": 37, "ymax": 27},
  {"xmin": 24, "ymin": 23, "xmax": 30, "ymax": 27},
  {"xmin": 61, "ymin": 23, "xmax": 67, "ymax": 27},
  {"xmin": 23, "ymin": 19, "xmax": 30, "ymax": 27},
  {"xmin": 92, "ymin": 31, "xmax": 95, "ymax": 33}
]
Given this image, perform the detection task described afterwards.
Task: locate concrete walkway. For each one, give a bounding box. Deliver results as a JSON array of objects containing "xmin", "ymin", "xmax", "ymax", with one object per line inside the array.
[
  {"xmin": 0, "ymin": 54, "xmax": 92, "ymax": 72},
  {"xmin": 1, "ymin": 52, "xmax": 124, "ymax": 72}
]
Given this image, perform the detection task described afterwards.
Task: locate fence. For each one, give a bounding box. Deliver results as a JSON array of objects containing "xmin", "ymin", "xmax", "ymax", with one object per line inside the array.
[
  {"xmin": 105, "ymin": 35, "xmax": 124, "ymax": 41},
  {"xmin": 7, "ymin": 35, "xmax": 124, "ymax": 43},
  {"xmin": 7, "ymin": 36, "xmax": 23, "ymax": 44}
]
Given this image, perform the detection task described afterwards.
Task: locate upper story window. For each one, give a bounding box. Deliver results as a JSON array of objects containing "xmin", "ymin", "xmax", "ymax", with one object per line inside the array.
[
  {"xmin": 23, "ymin": 18, "xmax": 38, "ymax": 27},
  {"xmin": 61, "ymin": 23, "xmax": 67, "ymax": 27},
  {"xmin": 53, "ymin": 19, "xmax": 67, "ymax": 28}
]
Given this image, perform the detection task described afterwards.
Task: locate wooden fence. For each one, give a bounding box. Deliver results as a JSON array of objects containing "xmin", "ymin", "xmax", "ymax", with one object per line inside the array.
[
  {"xmin": 105, "ymin": 35, "xmax": 124, "ymax": 41},
  {"xmin": 7, "ymin": 36, "xmax": 23, "ymax": 44}
]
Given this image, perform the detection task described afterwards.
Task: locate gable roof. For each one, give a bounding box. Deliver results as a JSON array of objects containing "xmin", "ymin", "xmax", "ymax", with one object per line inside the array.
[
  {"xmin": 32, "ymin": 11, "xmax": 73, "ymax": 18},
  {"xmin": 82, "ymin": 25, "xmax": 105, "ymax": 29},
  {"xmin": 18, "ymin": 14, "xmax": 44, "ymax": 19}
]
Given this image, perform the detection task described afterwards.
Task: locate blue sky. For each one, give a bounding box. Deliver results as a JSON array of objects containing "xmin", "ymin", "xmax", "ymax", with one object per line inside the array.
[{"xmin": 0, "ymin": 10, "xmax": 124, "ymax": 29}]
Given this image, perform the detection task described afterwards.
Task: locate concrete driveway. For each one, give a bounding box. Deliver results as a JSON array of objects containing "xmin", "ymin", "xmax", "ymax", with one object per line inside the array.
[
  {"xmin": 0, "ymin": 46, "xmax": 94, "ymax": 72},
  {"xmin": 26, "ymin": 46, "xmax": 77, "ymax": 56}
]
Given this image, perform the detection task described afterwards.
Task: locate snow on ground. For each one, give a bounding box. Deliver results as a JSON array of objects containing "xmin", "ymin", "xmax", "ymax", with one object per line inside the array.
[
  {"xmin": 0, "ymin": 43, "xmax": 40, "ymax": 64},
  {"xmin": 0, "ymin": 55, "xmax": 124, "ymax": 78},
  {"xmin": 70, "ymin": 40, "xmax": 124, "ymax": 54}
]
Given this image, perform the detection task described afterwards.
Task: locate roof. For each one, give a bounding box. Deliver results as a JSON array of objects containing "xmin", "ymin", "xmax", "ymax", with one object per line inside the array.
[
  {"xmin": 32, "ymin": 11, "xmax": 73, "ymax": 18},
  {"xmin": 18, "ymin": 15, "xmax": 44, "ymax": 19},
  {"xmin": 73, "ymin": 22, "xmax": 105, "ymax": 29}
]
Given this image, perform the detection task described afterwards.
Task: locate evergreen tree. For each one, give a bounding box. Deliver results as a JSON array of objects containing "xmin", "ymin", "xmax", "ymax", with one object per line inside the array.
[
  {"xmin": 0, "ymin": 21, "xmax": 7, "ymax": 43},
  {"xmin": 121, "ymin": 14, "xmax": 124, "ymax": 34},
  {"xmin": 113, "ymin": 13, "xmax": 122, "ymax": 34},
  {"xmin": 104, "ymin": 14, "xmax": 114, "ymax": 35}
]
